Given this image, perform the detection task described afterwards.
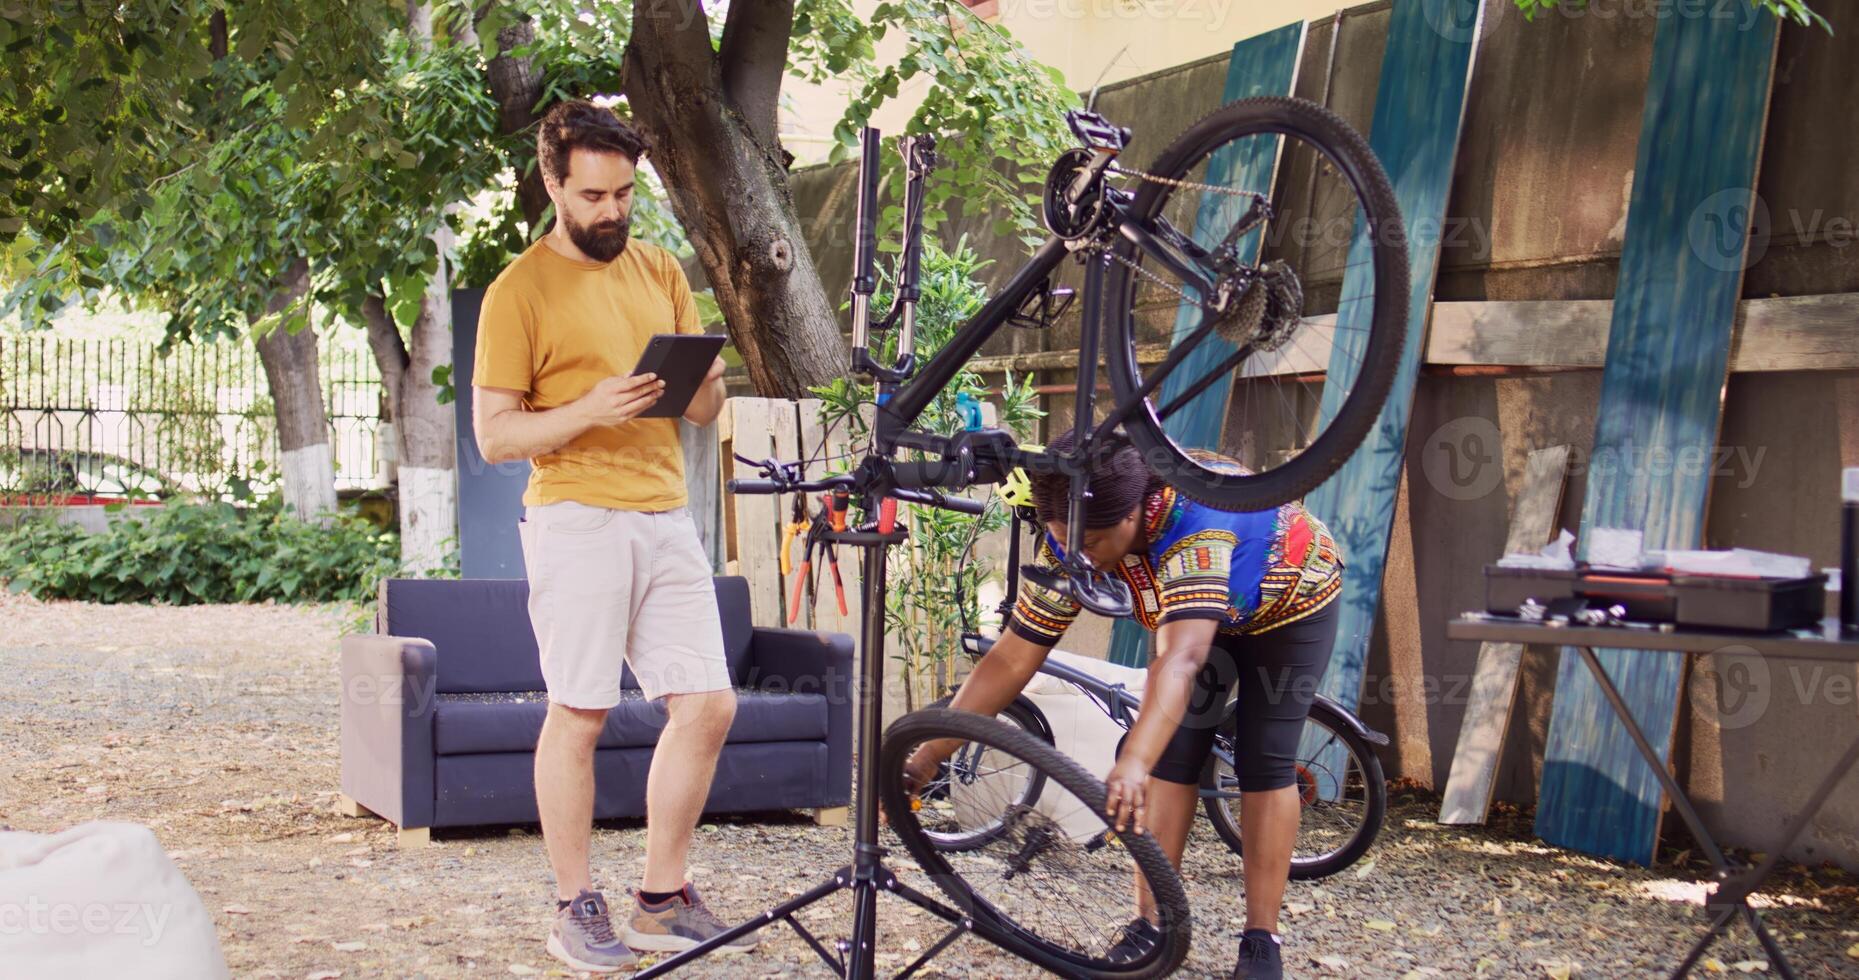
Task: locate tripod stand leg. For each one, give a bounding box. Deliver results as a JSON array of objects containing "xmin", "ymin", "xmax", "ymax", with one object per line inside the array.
[
  {"xmin": 631, "ymin": 869, "xmax": 852, "ymax": 979},
  {"xmin": 897, "ymin": 922, "xmax": 970, "ymax": 980}
]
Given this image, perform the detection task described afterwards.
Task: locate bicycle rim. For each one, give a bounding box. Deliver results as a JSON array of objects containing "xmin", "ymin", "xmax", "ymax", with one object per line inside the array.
[
  {"xmin": 881, "ymin": 709, "xmax": 1190, "ymax": 979},
  {"xmin": 1202, "ymin": 703, "xmax": 1384, "ymax": 878},
  {"xmin": 917, "ymin": 697, "xmax": 1051, "ymax": 851},
  {"xmin": 1105, "ymin": 96, "xmax": 1409, "ymax": 511}
]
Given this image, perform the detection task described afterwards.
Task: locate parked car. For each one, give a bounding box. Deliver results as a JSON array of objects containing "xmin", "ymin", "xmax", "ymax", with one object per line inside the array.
[{"xmin": 0, "ymin": 448, "xmax": 175, "ymax": 506}]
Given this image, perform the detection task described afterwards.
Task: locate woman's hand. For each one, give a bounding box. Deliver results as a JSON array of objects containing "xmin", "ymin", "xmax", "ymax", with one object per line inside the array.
[
  {"xmin": 901, "ymin": 744, "xmax": 946, "ymax": 795},
  {"xmin": 880, "ymin": 741, "xmax": 952, "ymax": 827},
  {"xmin": 1104, "ymin": 754, "xmax": 1151, "ymax": 834}
]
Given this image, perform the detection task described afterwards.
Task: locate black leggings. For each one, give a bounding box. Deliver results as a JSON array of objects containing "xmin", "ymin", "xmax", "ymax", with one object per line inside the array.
[{"xmin": 1145, "ymin": 600, "xmax": 1339, "ymax": 790}]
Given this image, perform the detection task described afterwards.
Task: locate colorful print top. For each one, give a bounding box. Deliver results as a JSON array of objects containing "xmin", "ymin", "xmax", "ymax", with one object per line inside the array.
[{"xmin": 1007, "ymin": 458, "xmax": 1344, "ymax": 646}]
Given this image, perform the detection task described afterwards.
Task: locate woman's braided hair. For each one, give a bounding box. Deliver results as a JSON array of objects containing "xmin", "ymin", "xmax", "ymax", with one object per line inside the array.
[{"xmin": 1028, "ymin": 427, "xmax": 1160, "ymax": 530}]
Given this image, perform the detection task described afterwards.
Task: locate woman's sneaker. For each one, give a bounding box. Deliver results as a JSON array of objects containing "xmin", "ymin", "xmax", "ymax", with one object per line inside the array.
[
  {"xmin": 1106, "ymin": 917, "xmax": 1160, "ymax": 964},
  {"xmin": 547, "ymin": 890, "xmax": 639, "ymax": 973},
  {"xmin": 623, "ymin": 884, "xmax": 758, "ymax": 954},
  {"xmin": 1232, "ymin": 928, "xmax": 1283, "ymax": 980}
]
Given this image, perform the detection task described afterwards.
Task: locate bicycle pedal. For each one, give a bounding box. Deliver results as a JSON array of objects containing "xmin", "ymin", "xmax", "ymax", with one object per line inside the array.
[{"xmin": 1008, "ymin": 280, "xmax": 1076, "ymax": 329}]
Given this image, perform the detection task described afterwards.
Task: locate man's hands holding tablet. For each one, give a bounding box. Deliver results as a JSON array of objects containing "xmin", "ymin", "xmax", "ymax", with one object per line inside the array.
[{"xmin": 574, "ymin": 372, "xmax": 666, "ymax": 426}]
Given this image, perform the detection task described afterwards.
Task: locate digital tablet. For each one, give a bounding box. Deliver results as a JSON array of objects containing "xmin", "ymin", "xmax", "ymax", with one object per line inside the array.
[{"xmin": 629, "ymin": 333, "xmax": 728, "ymax": 418}]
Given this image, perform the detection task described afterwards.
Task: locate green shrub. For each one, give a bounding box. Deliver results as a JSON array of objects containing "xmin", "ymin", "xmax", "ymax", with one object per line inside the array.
[{"xmin": 0, "ymin": 501, "xmax": 401, "ymax": 605}]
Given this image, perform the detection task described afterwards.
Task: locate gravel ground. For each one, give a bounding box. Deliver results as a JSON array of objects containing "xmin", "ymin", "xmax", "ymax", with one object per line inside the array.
[{"xmin": 2, "ymin": 590, "xmax": 1856, "ymax": 978}]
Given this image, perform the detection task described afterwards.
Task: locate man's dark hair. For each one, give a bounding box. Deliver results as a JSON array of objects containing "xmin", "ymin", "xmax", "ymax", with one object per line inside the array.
[
  {"xmin": 1029, "ymin": 428, "xmax": 1160, "ymax": 529},
  {"xmin": 537, "ymin": 100, "xmax": 651, "ymax": 186}
]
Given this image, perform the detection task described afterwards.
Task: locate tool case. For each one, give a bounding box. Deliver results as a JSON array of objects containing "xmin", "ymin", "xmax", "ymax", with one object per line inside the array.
[{"xmin": 1484, "ymin": 564, "xmax": 1825, "ymax": 631}]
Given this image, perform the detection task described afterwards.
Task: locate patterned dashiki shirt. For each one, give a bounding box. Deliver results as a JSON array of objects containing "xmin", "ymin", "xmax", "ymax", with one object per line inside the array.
[{"xmin": 1007, "ymin": 454, "xmax": 1344, "ymax": 645}]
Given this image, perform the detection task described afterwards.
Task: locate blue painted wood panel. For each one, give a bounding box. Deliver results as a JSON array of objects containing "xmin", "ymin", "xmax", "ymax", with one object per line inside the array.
[
  {"xmin": 1297, "ymin": 0, "xmax": 1481, "ymax": 725},
  {"xmin": 1108, "ymin": 22, "xmax": 1307, "ymax": 668},
  {"xmin": 1536, "ymin": 12, "xmax": 1780, "ymax": 866}
]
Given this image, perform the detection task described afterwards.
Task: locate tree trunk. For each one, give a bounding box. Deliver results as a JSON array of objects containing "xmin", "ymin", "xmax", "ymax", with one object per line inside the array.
[
  {"xmin": 625, "ymin": 0, "xmax": 845, "ymax": 398},
  {"xmin": 487, "ymin": 15, "xmax": 551, "ymax": 231},
  {"xmin": 391, "ymin": 0, "xmax": 461, "ymax": 576},
  {"xmin": 251, "ymin": 258, "xmax": 338, "ymax": 521}
]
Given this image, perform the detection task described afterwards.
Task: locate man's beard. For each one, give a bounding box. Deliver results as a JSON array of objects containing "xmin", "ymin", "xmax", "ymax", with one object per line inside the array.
[{"xmin": 565, "ymin": 212, "xmax": 631, "ymax": 262}]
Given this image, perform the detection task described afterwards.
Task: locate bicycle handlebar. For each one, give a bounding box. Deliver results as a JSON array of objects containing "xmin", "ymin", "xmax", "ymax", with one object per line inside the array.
[{"xmin": 727, "ymin": 477, "xmax": 985, "ymax": 516}]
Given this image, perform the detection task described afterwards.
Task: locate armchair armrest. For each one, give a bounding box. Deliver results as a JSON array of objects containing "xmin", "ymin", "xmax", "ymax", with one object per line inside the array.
[
  {"xmin": 745, "ymin": 627, "xmax": 854, "ymax": 805},
  {"xmin": 339, "ymin": 635, "xmax": 438, "ymax": 829}
]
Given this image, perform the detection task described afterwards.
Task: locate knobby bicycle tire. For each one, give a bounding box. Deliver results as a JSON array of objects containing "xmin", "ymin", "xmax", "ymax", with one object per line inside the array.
[
  {"xmin": 1106, "ymin": 95, "xmax": 1410, "ymax": 511},
  {"xmin": 1200, "ymin": 699, "xmax": 1387, "ymax": 879},
  {"xmin": 880, "ymin": 708, "xmax": 1191, "ymax": 979}
]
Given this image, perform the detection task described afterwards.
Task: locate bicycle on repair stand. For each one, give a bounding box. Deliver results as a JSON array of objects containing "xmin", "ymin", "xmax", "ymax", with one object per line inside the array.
[{"xmin": 638, "ymin": 94, "xmax": 1409, "ymax": 980}]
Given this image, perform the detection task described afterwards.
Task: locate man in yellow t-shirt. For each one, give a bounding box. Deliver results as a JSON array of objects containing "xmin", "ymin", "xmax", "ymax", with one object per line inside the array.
[{"xmin": 472, "ymin": 100, "xmax": 748, "ymax": 973}]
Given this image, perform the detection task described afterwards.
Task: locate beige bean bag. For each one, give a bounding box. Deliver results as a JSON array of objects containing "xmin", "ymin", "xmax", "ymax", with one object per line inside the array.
[{"xmin": 0, "ymin": 821, "xmax": 228, "ymax": 978}]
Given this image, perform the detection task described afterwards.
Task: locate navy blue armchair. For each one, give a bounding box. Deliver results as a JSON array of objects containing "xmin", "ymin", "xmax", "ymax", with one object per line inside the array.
[{"xmin": 337, "ymin": 576, "xmax": 853, "ymax": 845}]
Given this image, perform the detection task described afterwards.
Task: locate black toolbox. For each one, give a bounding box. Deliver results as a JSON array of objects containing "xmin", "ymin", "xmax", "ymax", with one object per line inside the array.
[
  {"xmin": 1669, "ymin": 574, "xmax": 1827, "ymax": 631},
  {"xmin": 1484, "ymin": 564, "xmax": 1826, "ymax": 631}
]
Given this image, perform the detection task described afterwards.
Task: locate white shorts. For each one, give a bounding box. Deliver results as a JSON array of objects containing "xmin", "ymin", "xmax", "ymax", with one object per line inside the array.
[{"xmin": 517, "ymin": 502, "xmax": 731, "ymax": 707}]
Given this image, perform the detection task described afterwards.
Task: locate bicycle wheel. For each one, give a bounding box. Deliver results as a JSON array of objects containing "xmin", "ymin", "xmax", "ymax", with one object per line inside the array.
[
  {"xmin": 880, "ymin": 708, "xmax": 1190, "ymax": 979},
  {"xmin": 917, "ymin": 694, "xmax": 1054, "ymax": 851},
  {"xmin": 1104, "ymin": 95, "xmax": 1409, "ymax": 511},
  {"xmin": 1199, "ymin": 699, "xmax": 1386, "ymax": 880}
]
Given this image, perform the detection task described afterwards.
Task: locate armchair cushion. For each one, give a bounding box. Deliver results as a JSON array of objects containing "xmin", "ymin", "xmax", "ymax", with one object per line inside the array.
[
  {"xmin": 379, "ymin": 578, "xmax": 542, "ymax": 694},
  {"xmin": 430, "ymin": 689, "xmax": 829, "ymax": 756}
]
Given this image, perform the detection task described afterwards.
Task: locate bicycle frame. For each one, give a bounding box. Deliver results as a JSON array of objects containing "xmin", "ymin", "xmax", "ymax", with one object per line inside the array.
[{"xmin": 843, "ymin": 120, "xmax": 1241, "ymax": 613}]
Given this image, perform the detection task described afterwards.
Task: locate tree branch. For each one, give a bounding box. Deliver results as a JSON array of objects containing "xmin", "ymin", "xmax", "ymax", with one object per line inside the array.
[
  {"xmin": 632, "ymin": 0, "xmax": 720, "ymax": 81},
  {"xmin": 719, "ymin": 0, "xmax": 794, "ymax": 152},
  {"xmin": 361, "ymin": 292, "xmax": 411, "ymax": 418},
  {"xmin": 487, "ymin": 13, "xmax": 551, "ymax": 230},
  {"xmin": 406, "ymin": 1, "xmax": 433, "ymax": 46}
]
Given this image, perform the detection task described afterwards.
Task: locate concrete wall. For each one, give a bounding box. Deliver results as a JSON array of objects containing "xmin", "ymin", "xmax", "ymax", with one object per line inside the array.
[{"xmin": 779, "ymin": 0, "xmax": 1859, "ymax": 866}]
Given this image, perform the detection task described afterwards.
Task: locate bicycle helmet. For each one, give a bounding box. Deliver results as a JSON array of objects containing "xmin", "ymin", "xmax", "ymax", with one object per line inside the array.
[{"xmin": 996, "ymin": 443, "xmax": 1043, "ymax": 523}]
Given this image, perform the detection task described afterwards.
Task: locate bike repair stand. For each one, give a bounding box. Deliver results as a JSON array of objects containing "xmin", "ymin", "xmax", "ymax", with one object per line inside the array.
[
  {"xmin": 635, "ymin": 128, "xmax": 984, "ymax": 980},
  {"xmin": 634, "ymin": 522, "xmax": 986, "ymax": 980}
]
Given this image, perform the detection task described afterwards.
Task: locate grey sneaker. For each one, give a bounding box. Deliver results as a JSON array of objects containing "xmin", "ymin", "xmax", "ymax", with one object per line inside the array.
[
  {"xmin": 622, "ymin": 884, "xmax": 758, "ymax": 954},
  {"xmin": 547, "ymin": 890, "xmax": 638, "ymax": 973}
]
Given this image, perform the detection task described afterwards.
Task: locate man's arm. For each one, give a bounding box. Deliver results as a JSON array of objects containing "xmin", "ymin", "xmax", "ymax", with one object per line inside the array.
[
  {"xmin": 473, "ymin": 374, "xmax": 666, "ymax": 465},
  {"xmin": 682, "ymin": 356, "xmax": 727, "ymax": 427}
]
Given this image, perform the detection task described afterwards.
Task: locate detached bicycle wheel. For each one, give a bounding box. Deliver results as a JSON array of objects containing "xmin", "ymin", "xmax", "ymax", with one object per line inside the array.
[
  {"xmin": 1200, "ymin": 699, "xmax": 1386, "ymax": 880},
  {"xmin": 917, "ymin": 694, "xmax": 1054, "ymax": 851},
  {"xmin": 880, "ymin": 708, "xmax": 1190, "ymax": 979},
  {"xmin": 1105, "ymin": 95, "xmax": 1409, "ymax": 511}
]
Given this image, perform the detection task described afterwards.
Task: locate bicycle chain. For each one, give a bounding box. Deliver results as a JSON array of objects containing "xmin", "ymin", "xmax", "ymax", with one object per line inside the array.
[
  {"xmin": 1093, "ymin": 243, "xmax": 1210, "ymax": 311},
  {"xmin": 1109, "ymin": 164, "xmax": 1268, "ymax": 200},
  {"xmin": 1091, "ymin": 165, "xmax": 1272, "ymax": 312}
]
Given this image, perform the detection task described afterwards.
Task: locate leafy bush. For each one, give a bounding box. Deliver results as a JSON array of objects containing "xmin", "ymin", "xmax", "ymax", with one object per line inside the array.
[{"xmin": 0, "ymin": 501, "xmax": 401, "ymax": 605}]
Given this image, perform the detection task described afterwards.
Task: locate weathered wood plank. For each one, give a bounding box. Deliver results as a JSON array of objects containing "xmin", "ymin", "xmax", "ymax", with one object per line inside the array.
[
  {"xmin": 1299, "ymin": 0, "xmax": 1484, "ymax": 744},
  {"xmin": 1425, "ymin": 300, "xmax": 1612, "ymax": 368},
  {"xmin": 1109, "ymin": 20, "xmax": 1308, "ymax": 668},
  {"xmin": 1424, "ymin": 294, "xmax": 1859, "ymax": 372},
  {"xmin": 1536, "ymin": 9, "xmax": 1780, "ymax": 866},
  {"xmin": 727, "ymin": 397, "xmax": 786, "ymax": 627},
  {"xmin": 1438, "ymin": 445, "xmax": 1570, "ymax": 826},
  {"xmin": 970, "ymin": 295, "xmax": 1859, "ymax": 378},
  {"xmin": 680, "ymin": 418, "xmax": 724, "ymax": 574}
]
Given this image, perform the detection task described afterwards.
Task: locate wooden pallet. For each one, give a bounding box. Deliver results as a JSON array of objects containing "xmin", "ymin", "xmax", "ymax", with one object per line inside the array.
[
  {"xmin": 1437, "ymin": 445, "xmax": 1570, "ymax": 825},
  {"xmin": 1534, "ymin": 11, "xmax": 1782, "ymax": 865},
  {"xmin": 1107, "ymin": 20, "xmax": 1308, "ymax": 669}
]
